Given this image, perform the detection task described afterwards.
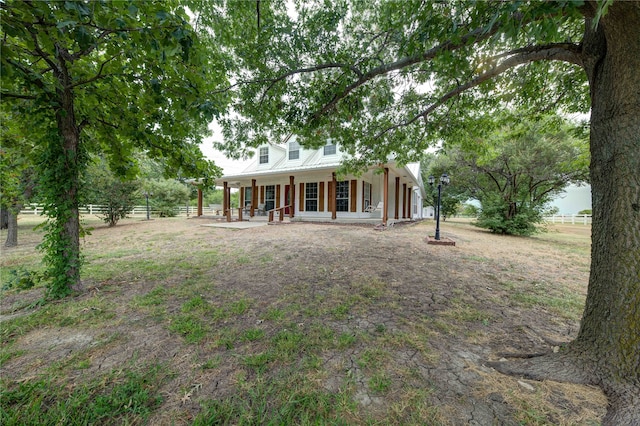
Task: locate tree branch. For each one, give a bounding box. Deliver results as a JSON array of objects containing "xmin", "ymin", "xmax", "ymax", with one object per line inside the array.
[
  {"xmin": 256, "ymin": 62, "xmax": 364, "ymax": 104},
  {"xmin": 309, "ymin": 24, "xmax": 503, "ymax": 122},
  {"xmin": 373, "ymin": 44, "xmax": 583, "ymax": 140},
  {"xmin": 0, "ymin": 91, "xmax": 37, "ymax": 100},
  {"xmin": 68, "ymin": 53, "xmax": 121, "ymax": 89},
  {"xmin": 4, "ymin": 58, "xmax": 49, "ymax": 92}
]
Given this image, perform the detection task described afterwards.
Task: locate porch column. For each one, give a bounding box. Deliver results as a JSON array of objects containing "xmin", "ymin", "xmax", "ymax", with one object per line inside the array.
[
  {"xmin": 383, "ymin": 167, "xmax": 389, "ymax": 225},
  {"xmin": 289, "ymin": 175, "xmax": 295, "ymax": 219},
  {"xmin": 331, "ymin": 172, "xmax": 337, "ymax": 220},
  {"xmin": 251, "ymin": 179, "xmax": 257, "ymax": 217},
  {"xmin": 402, "ymin": 183, "xmax": 407, "ymax": 219},
  {"xmin": 226, "ymin": 184, "xmax": 232, "ymax": 222},
  {"xmin": 395, "ymin": 177, "xmax": 400, "ymax": 220},
  {"xmin": 197, "ymin": 188, "xmax": 203, "ymax": 216},
  {"xmin": 223, "ymin": 181, "xmax": 228, "ymax": 213}
]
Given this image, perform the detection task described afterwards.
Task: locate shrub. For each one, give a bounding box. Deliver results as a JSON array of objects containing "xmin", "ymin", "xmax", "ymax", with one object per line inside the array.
[
  {"xmin": 474, "ymin": 195, "xmax": 544, "ymax": 236},
  {"xmin": 83, "ymin": 160, "xmax": 139, "ymax": 227},
  {"xmin": 142, "ymin": 179, "xmax": 190, "ymax": 217}
]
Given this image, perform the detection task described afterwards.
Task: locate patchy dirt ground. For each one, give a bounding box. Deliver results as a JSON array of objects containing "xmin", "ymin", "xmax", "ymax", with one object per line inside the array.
[{"xmin": 1, "ymin": 216, "xmax": 606, "ymax": 425}]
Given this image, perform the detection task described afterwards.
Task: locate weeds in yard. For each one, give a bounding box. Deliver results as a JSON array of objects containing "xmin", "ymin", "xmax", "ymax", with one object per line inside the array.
[
  {"xmin": 264, "ymin": 307, "xmax": 284, "ymax": 321},
  {"xmin": 168, "ymin": 314, "xmax": 208, "ymax": 343},
  {"xmin": 0, "ymin": 364, "xmax": 169, "ymax": 425},
  {"xmin": 193, "ymin": 371, "xmax": 348, "ymax": 425},
  {"xmin": 131, "ymin": 286, "xmax": 167, "ymax": 307}
]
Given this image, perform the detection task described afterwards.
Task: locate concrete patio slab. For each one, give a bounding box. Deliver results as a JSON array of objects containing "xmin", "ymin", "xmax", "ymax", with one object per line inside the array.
[{"xmin": 201, "ymin": 221, "xmax": 269, "ymax": 229}]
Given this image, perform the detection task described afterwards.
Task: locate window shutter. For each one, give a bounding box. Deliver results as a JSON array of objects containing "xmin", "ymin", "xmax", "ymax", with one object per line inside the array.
[
  {"xmin": 299, "ymin": 183, "xmax": 305, "ymax": 212},
  {"xmin": 350, "ymin": 180, "xmax": 357, "ymax": 212},
  {"xmin": 319, "ymin": 182, "xmax": 325, "ymax": 212}
]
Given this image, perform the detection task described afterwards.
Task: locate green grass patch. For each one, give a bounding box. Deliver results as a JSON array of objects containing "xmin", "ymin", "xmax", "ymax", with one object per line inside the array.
[
  {"xmin": 168, "ymin": 314, "xmax": 208, "ymax": 343},
  {"xmin": 337, "ymin": 332, "xmax": 357, "ymax": 348},
  {"xmin": 181, "ymin": 295, "xmax": 209, "ymax": 313},
  {"xmin": 369, "ymin": 372, "xmax": 392, "ymax": 393},
  {"xmin": 1, "ymin": 297, "xmax": 113, "ymax": 346},
  {"xmin": 201, "ymin": 356, "xmax": 222, "ymax": 370},
  {"xmin": 229, "ymin": 298, "xmax": 251, "ymax": 315},
  {"xmin": 0, "ymin": 364, "xmax": 168, "ymax": 425},
  {"xmin": 241, "ymin": 327, "xmax": 265, "ymax": 342},
  {"xmin": 357, "ymin": 348, "xmax": 388, "ymax": 371},
  {"xmin": 264, "ymin": 307, "xmax": 284, "ymax": 321},
  {"xmin": 131, "ymin": 286, "xmax": 167, "ymax": 307},
  {"xmin": 193, "ymin": 371, "xmax": 348, "ymax": 425},
  {"xmin": 512, "ymin": 291, "xmax": 584, "ymax": 320}
]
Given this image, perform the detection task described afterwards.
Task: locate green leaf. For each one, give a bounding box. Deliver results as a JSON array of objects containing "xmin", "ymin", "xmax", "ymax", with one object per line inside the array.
[{"xmin": 56, "ymin": 20, "xmax": 77, "ymax": 30}]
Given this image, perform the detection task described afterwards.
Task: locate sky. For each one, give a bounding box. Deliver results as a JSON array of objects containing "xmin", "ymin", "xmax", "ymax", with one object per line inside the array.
[{"xmin": 199, "ymin": 121, "xmax": 251, "ymax": 176}]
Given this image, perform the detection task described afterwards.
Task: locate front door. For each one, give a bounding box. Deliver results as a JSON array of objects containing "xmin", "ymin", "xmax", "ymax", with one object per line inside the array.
[{"xmin": 284, "ymin": 185, "xmax": 291, "ymax": 215}]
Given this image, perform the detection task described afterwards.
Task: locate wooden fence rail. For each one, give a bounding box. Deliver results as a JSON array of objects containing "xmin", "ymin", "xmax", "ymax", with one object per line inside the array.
[
  {"xmin": 543, "ymin": 214, "xmax": 592, "ymax": 225},
  {"xmin": 18, "ymin": 203, "xmax": 201, "ymax": 217}
]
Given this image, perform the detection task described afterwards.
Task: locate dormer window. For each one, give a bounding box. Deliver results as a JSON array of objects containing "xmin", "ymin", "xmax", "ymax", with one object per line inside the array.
[
  {"xmin": 259, "ymin": 147, "xmax": 269, "ymax": 164},
  {"xmin": 289, "ymin": 140, "xmax": 300, "ymax": 160},
  {"xmin": 323, "ymin": 141, "xmax": 337, "ymax": 156}
]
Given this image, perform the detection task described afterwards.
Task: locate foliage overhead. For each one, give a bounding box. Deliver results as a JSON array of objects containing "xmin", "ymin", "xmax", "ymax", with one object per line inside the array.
[
  {"xmin": 211, "ymin": 0, "xmax": 589, "ymax": 170},
  {"xmin": 1, "ymin": 0, "xmax": 227, "ymax": 180}
]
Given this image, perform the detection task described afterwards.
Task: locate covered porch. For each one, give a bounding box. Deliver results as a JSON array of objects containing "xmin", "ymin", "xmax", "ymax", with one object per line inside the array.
[{"xmin": 195, "ymin": 163, "xmax": 425, "ymax": 226}]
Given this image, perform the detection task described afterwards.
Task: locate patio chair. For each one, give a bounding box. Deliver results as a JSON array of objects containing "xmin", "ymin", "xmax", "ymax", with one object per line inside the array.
[
  {"xmin": 256, "ymin": 203, "xmax": 267, "ymax": 215},
  {"xmin": 364, "ymin": 201, "xmax": 383, "ymax": 213}
]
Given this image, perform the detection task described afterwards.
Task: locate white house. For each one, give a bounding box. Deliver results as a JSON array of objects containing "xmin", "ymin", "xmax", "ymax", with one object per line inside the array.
[{"xmin": 209, "ymin": 136, "xmax": 426, "ymax": 225}]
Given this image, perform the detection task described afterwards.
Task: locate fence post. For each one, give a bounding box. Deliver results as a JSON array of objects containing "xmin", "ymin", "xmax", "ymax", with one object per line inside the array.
[{"xmin": 571, "ymin": 214, "xmax": 575, "ymax": 225}]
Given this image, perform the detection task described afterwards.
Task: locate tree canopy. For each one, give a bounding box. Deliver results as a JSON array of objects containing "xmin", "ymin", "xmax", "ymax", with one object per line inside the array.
[
  {"xmin": 1, "ymin": 0, "xmax": 229, "ymax": 297},
  {"xmin": 433, "ymin": 113, "xmax": 590, "ymax": 235},
  {"xmin": 213, "ymin": 1, "xmax": 589, "ymax": 169}
]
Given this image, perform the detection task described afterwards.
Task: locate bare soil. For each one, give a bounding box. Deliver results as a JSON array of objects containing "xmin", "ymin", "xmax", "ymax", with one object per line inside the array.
[{"xmin": 1, "ymin": 216, "xmax": 606, "ymax": 425}]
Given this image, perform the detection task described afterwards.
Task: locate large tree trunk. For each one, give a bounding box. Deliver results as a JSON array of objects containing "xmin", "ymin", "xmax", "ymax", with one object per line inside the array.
[
  {"xmin": 574, "ymin": 2, "xmax": 640, "ymax": 422},
  {"xmin": 4, "ymin": 208, "xmax": 18, "ymax": 247},
  {"xmin": 41, "ymin": 59, "xmax": 82, "ymax": 297},
  {"xmin": 0, "ymin": 207, "xmax": 8, "ymax": 229},
  {"xmin": 57, "ymin": 99, "xmax": 81, "ymax": 291},
  {"xmin": 490, "ymin": 3, "xmax": 639, "ymax": 424}
]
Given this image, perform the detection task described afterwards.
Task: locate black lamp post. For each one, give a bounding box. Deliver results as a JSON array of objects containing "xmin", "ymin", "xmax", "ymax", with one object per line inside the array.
[
  {"xmin": 142, "ymin": 191, "xmax": 153, "ymax": 220},
  {"xmin": 428, "ymin": 173, "xmax": 450, "ymax": 240}
]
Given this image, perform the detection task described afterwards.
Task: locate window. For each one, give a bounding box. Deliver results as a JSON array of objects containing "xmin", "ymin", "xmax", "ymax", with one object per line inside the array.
[
  {"xmin": 363, "ymin": 182, "xmax": 371, "ymax": 210},
  {"xmin": 244, "ymin": 187, "xmax": 252, "ymax": 207},
  {"xmin": 265, "ymin": 185, "xmax": 275, "ymax": 211},
  {"xmin": 323, "ymin": 142, "xmax": 336, "ymax": 156},
  {"xmin": 305, "ymin": 182, "xmax": 318, "ymax": 212},
  {"xmin": 336, "ymin": 181, "xmax": 349, "ymax": 212},
  {"xmin": 289, "ymin": 140, "xmax": 300, "ymax": 160},
  {"xmin": 259, "ymin": 147, "xmax": 269, "ymax": 164}
]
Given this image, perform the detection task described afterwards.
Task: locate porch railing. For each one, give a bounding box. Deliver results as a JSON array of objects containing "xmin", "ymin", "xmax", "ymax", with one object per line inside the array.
[{"xmin": 268, "ymin": 205, "xmax": 293, "ymax": 222}]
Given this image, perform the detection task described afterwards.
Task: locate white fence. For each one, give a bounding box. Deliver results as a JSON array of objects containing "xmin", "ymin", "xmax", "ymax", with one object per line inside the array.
[
  {"xmin": 19, "ymin": 203, "xmax": 200, "ymax": 217},
  {"xmin": 544, "ymin": 214, "xmax": 592, "ymax": 225}
]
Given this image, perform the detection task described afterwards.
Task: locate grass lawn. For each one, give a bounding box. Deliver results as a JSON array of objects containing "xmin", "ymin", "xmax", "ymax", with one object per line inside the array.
[{"xmin": 1, "ymin": 215, "xmax": 605, "ymax": 425}]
